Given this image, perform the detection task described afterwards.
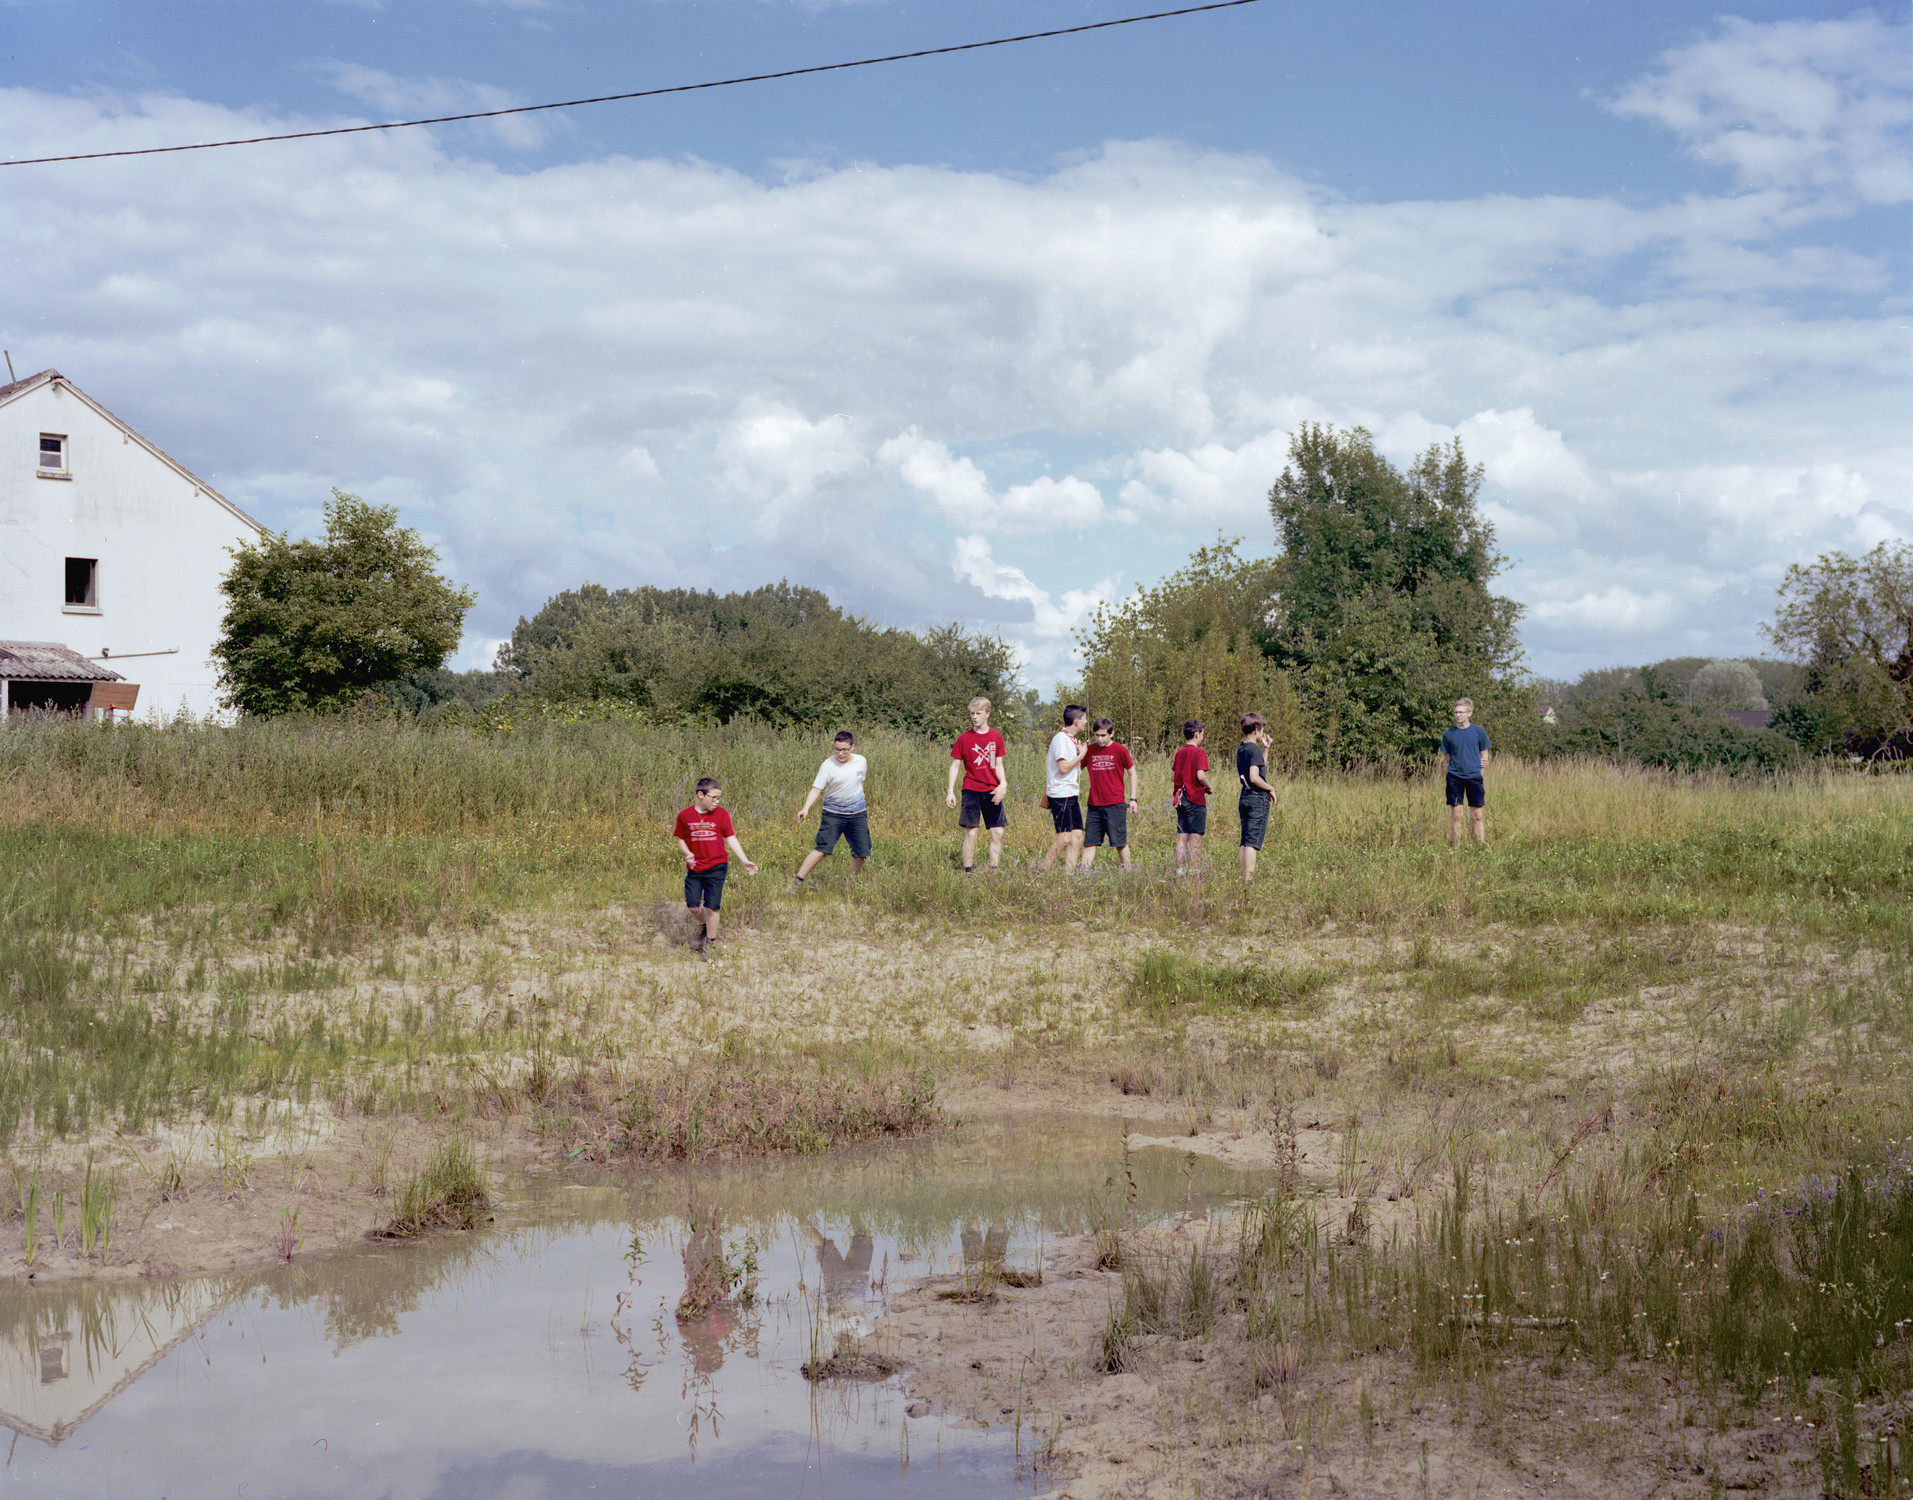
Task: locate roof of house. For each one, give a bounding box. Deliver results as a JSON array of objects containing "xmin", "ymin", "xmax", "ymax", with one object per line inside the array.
[
  {"xmin": 0, "ymin": 368, "xmax": 264, "ymax": 535},
  {"xmin": 0, "ymin": 641, "xmax": 125, "ymax": 682}
]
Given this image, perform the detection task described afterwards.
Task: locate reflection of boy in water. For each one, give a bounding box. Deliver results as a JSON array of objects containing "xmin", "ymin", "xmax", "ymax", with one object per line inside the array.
[
  {"xmin": 961, "ymin": 1220, "xmax": 1010, "ymax": 1267},
  {"xmin": 677, "ymin": 1222, "xmax": 736, "ymax": 1376},
  {"xmin": 804, "ymin": 1223, "xmax": 873, "ymax": 1309}
]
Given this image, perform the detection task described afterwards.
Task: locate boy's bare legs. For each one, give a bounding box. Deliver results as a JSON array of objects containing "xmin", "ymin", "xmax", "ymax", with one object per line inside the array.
[
  {"xmin": 796, "ymin": 849, "xmax": 828, "ymax": 880},
  {"xmin": 986, "ymin": 827, "xmax": 1005, "ymax": 869},
  {"xmin": 1116, "ymin": 844, "xmax": 1133, "ymax": 871},
  {"xmin": 1240, "ymin": 845, "xmax": 1259, "ymax": 880},
  {"xmin": 1041, "ymin": 830, "xmax": 1082, "ymax": 872},
  {"xmin": 1176, "ymin": 832, "xmax": 1202, "ymax": 875},
  {"xmin": 1448, "ymin": 804, "xmax": 1464, "ymax": 845},
  {"xmin": 689, "ymin": 904, "xmax": 719, "ymax": 947},
  {"xmin": 1081, "ymin": 844, "xmax": 1098, "ymax": 871},
  {"xmin": 961, "ymin": 826, "xmax": 980, "ymax": 869},
  {"xmin": 1470, "ymin": 807, "xmax": 1486, "ymax": 844}
]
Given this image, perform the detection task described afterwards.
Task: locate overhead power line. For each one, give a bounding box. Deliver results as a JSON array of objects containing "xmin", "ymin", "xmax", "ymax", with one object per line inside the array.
[{"xmin": 4, "ymin": 0, "xmax": 1265, "ymax": 168}]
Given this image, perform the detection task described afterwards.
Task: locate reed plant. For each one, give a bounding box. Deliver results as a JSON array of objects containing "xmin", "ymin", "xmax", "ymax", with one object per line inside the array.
[{"xmin": 380, "ymin": 1139, "xmax": 488, "ymax": 1237}]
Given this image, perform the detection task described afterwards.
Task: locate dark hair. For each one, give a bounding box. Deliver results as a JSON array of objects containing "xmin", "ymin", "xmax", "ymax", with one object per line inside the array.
[
  {"xmin": 1062, "ymin": 704, "xmax": 1087, "ymax": 727},
  {"xmin": 694, "ymin": 777, "xmax": 721, "ymax": 794},
  {"xmin": 1240, "ymin": 713, "xmax": 1267, "ymax": 735},
  {"xmin": 1092, "ymin": 716, "xmax": 1115, "ymax": 734},
  {"xmin": 833, "ymin": 729, "xmax": 855, "ymax": 743},
  {"xmin": 1183, "ymin": 718, "xmax": 1205, "ymax": 740}
]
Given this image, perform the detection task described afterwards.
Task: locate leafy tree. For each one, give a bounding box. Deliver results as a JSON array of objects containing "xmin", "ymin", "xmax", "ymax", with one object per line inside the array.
[
  {"xmin": 497, "ymin": 580, "xmax": 1018, "ymax": 733},
  {"xmin": 1686, "ymin": 659, "xmax": 1768, "ymax": 711},
  {"xmin": 1264, "ymin": 426, "xmax": 1533, "ymax": 764},
  {"xmin": 1075, "ymin": 539, "xmax": 1290, "ymax": 753},
  {"xmin": 215, "ymin": 491, "xmax": 475, "ymax": 716},
  {"xmin": 1765, "ymin": 541, "xmax": 1913, "ymax": 762},
  {"xmin": 1547, "ymin": 668, "xmax": 1797, "ymax": 772}
]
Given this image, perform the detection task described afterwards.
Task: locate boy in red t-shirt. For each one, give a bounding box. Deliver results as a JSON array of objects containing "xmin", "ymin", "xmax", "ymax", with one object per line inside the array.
[
  {"xmin": 672, "ymin": 777, "xmax": 759, "ymax": 954},
  {"xmin": 1079, "ymin": 717, "xmax": 1137, "ymax": 871},
  {"xmin": 1170, "ymin": 718, "xmax": 1213, "ymax": 876},
  {"xmin": 944, "ymin": 696, "xmax": 1008, "ymax": 873}
]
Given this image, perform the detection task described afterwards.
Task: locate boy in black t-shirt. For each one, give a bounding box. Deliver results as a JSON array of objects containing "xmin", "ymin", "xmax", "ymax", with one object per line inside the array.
[{"xmin": 1236, "ymin": 712, "xmax": 1276, "ymax": 880}]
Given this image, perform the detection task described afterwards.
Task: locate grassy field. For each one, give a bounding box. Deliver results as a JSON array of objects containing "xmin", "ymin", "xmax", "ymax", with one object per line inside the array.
[{"xmin": 2, "ymin": 713, "xmax": 1910, "ymax": 1486}]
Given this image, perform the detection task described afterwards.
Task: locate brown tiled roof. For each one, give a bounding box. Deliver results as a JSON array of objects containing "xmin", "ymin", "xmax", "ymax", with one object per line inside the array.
[
  {"xmin": 0, "ymin": 642, "xmax": 124, "ymax": 682},
  {"xmin": 0, "ymin": 367, "xmax": 58, "ymax": 402}
]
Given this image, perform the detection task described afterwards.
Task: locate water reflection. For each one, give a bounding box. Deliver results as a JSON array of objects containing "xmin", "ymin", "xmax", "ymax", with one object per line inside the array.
[{"xmin": 0, "ymin": 1115, "xmax": 1273, "ymax": 1496}]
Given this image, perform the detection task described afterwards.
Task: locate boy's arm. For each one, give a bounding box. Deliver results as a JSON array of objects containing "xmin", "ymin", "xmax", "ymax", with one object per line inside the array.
[
  {"xmin": 724, "ymin": 834, "xmax": 760, "ymax": 874},
  {"xmin": 991, "ymin": 742, "xmax": 1007, "ymax": 803},
  {"xmin": 675, "ymin": 837, "xmax": 696, "ymax": 868},
  {"xmin": 945, "ymin": 755, "xmax": 961, "ymax": 807},
  {"xmin": 797, "ymin": 785, "xmax": 821, "ymax": 820},
  {"xmin": 1125, "ymin": 760, "xmax": 1137, "ymax": 804},
  {"xmin": 1196, "ymin": 763, "xmax": 1213, "ymax": 790}
]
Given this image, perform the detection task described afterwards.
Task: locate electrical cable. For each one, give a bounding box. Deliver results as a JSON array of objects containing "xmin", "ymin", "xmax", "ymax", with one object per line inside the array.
[{"xmin": 4, "ymin": 0, "xmax": 1265, "ymax": 168}]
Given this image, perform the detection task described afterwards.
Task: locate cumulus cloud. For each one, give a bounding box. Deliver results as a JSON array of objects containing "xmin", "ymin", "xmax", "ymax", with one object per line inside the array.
[
  {"xmin": 949, "ymin": 535, "xmax": 1117, "ymax": 683},
  {"xmin": 318, "ymin": 63, "xmax": 553, "ymax": 150},
  {"xmin": 1607, "ymin": 14, "xmax": 1913, "ymax": 204},
  {"xmin": 0, "ymin": 12, "xmax": 1904, "ymax": 680},
  {"xmin": 880, "ymin": 431, "xmax": 1104, "ymax": 534}
]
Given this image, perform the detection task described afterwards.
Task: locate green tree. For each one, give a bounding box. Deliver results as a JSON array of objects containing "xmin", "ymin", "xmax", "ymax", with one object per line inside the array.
[
  {"xmin": 497, "ymin": 580, "xmax": 1018, "ymax": 733},
  {"xmin": 1547, "ymin": 667, "xmax": 1796, "ymax": 773},
  {"xmin": 1686, "ymin": 659, "xmax": 1767, "ymax": 711},
  {"xmin": 1764, "ymin": 541, "xmax": 1913, "ymax": 762},
  {"xmin": 1075, "ymin": 539, "xmax": 1291, "ymax": 753},
  {"xmin": 1265, "ymin": 426, "xmax": 1532, "ymax": 764},
  {"xmin": 214, "ymin": 491, "xmax": 475, "ymax": 716}
]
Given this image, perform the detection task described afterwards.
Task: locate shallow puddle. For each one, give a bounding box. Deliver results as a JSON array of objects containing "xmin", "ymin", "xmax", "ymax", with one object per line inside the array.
[{"xmin": 0, "ymin": 1115, "xmax": 1272, "ymax": 1498}]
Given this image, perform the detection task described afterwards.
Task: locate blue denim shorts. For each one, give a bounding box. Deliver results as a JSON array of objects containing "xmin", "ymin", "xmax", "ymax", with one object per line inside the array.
[
  {"xmin": 1238, "ymin": 795, "xmax": 1271, "ymax": 849},
  {"xmin": 684, "ymin": 863, "xmax": 729, "ymax": 910},
  {"xmin": 814, "ymin": 808, "xmax": 872, "ymax": 858}
]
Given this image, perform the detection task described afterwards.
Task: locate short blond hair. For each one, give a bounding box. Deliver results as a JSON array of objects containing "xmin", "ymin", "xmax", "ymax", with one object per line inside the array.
[
  {"xmin": 968, "ymin": 696, "xmax": 993, "ymax": 714},
  {"xmin": 1454, "ymin": 698, "xmax": 1474, "ymax": 711}
]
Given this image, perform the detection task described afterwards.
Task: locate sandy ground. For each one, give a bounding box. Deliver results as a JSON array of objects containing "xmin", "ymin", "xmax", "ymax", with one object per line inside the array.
[
  {"xmin": 0, "ymin": 1115, "xmax": 540, "ymax": 1282},
  {"xmin": 872, "ymin": 1223, "xmax": 1832, "ymax": 1499}
]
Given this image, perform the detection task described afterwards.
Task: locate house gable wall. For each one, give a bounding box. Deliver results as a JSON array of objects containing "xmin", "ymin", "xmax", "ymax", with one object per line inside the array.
[{"xmin": 0, "ymin": 376, "xmax": 263, "ymax": 719}]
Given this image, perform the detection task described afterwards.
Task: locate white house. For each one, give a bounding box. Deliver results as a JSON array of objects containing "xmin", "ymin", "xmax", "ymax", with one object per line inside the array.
[{"xmin": 0, "ymin": 368, "xmax": 264, "ymax": 719}]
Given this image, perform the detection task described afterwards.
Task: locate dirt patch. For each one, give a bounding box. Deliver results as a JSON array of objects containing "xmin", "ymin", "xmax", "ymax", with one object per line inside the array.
[
  {"xmin": 0, "ymin": 1116, "xmax": 540, "ymax": 1283},
  {"xmin": 867, "ymin": 1226, "xmax": 1834, "ymax": 1499}
]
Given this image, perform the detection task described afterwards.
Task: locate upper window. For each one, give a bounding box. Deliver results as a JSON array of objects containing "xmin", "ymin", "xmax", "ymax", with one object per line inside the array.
[
  {"xmin": 64, "ymin": 557, "xmax": 98, "ymax": 609},
  {"xmin": 38, "ymin": 433, "xmax": 66, "ymax": 474}
]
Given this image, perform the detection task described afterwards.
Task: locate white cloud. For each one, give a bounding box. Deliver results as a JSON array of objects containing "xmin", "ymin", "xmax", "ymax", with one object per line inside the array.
[
  {"xmin": 880, "ymin": 431, "xmax": 1104, "ymax": 534},
  {"xmin": 950, "ymin": 535, "xmax": 1116, "ymax": 690},
  {"xmin": 0, "ymin": 13, "xmax": 1905, "ymax": 681},
  {"xmin": 1607, "ymin": 15, "xmax": 1913, "ymax": 204},
  {"xmin": 1529, "ymin": 585, "xmax": 1677, "ymax": 635},
  {"xmin": 318, "ymin": 63, "xmax": 552, "ymax": 150},
  {"xmin": 719, "ymin": 399, "xmax": 862, "ymax": 523}
]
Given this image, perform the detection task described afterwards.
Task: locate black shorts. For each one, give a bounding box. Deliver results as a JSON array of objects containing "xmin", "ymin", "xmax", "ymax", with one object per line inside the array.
[
  {"xmin": 1445, "ymin": 774, "xmax": 1486, "ymax": 808},
  {"xmin": 814, "ymin": 808, "xmax": 872, "ymax": 858},
  {"xmin": 684, "ymin": 863, "xmax": 729, "ymax": 911},
  {"xmin": 959, "ymin": 787, "xmax": 1008, "ymax": 829},
  {"xmin": 1085, "ymin": 802, "xmax": 1128, "ymax": 848},
  {"xmin": 1175, "ymin": 802, "xmax": 1208, "ymax": 836},
  {"xmin": 1238, "ymin": 794, "xmax": 1270, "ymax": 850},
  {"xmin": 1048, "ymin": 794, "xmax": 1084, "ymax": 835}
]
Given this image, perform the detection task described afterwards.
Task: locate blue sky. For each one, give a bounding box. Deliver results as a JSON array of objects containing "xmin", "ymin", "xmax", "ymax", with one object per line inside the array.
[{"xmin": 2, "ymin": 0, "xmax": 1908, "ymax": 686}]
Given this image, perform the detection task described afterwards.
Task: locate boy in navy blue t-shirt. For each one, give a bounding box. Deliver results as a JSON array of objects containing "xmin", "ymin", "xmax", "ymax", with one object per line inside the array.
[{"xmin": 1438, "ymin": 699, "xmax": 1492, "ymax": 845}]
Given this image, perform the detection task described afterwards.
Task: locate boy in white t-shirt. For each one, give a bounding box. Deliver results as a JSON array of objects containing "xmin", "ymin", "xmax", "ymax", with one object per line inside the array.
[
  {"xmin": 794, "ymin": 730, "xmax": 870, "ymax": 885},
  {"xmin": 1040, "ymin": 704, "xmax": 1089, "ymax": 872}
]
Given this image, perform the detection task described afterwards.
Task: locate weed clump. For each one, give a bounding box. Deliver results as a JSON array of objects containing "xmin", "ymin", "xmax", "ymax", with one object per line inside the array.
[
  {"xmin": 1130, "ymin": 951, "xmax": 1332, "ymax": 1020},
  {"xmin": 376, "ymin": 1139, "xmax": 488, "ymax": 1238},
  {"xmin": 613, "ymin": 1059, "xmax": 939, "ymax": 1164}
]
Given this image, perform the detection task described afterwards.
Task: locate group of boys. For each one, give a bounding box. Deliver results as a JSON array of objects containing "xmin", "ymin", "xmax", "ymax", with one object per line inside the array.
[{"xmin": 670, "ymin": 696, "xmax": 1492, "ymax": 950}]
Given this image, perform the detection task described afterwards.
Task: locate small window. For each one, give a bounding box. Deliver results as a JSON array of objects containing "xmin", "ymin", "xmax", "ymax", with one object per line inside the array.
[
  {"xmin": 39, "ymin": 434, "xmax": 66, "ymax": 472},
  {"xmin": 65, "ymin": 557, "xmax": 97, "ymax": 609}
]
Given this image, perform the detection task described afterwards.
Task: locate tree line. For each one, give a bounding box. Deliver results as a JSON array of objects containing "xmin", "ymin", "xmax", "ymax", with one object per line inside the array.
[{"xmin": 211, "ymin": 458, "xmax": 1912, "ymax": 769}]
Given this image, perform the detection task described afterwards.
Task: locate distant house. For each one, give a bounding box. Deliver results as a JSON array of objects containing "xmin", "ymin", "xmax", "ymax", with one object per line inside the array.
[{"xmin": 0, "ymin": 369, "xmax": 264, "ymax": 719}]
